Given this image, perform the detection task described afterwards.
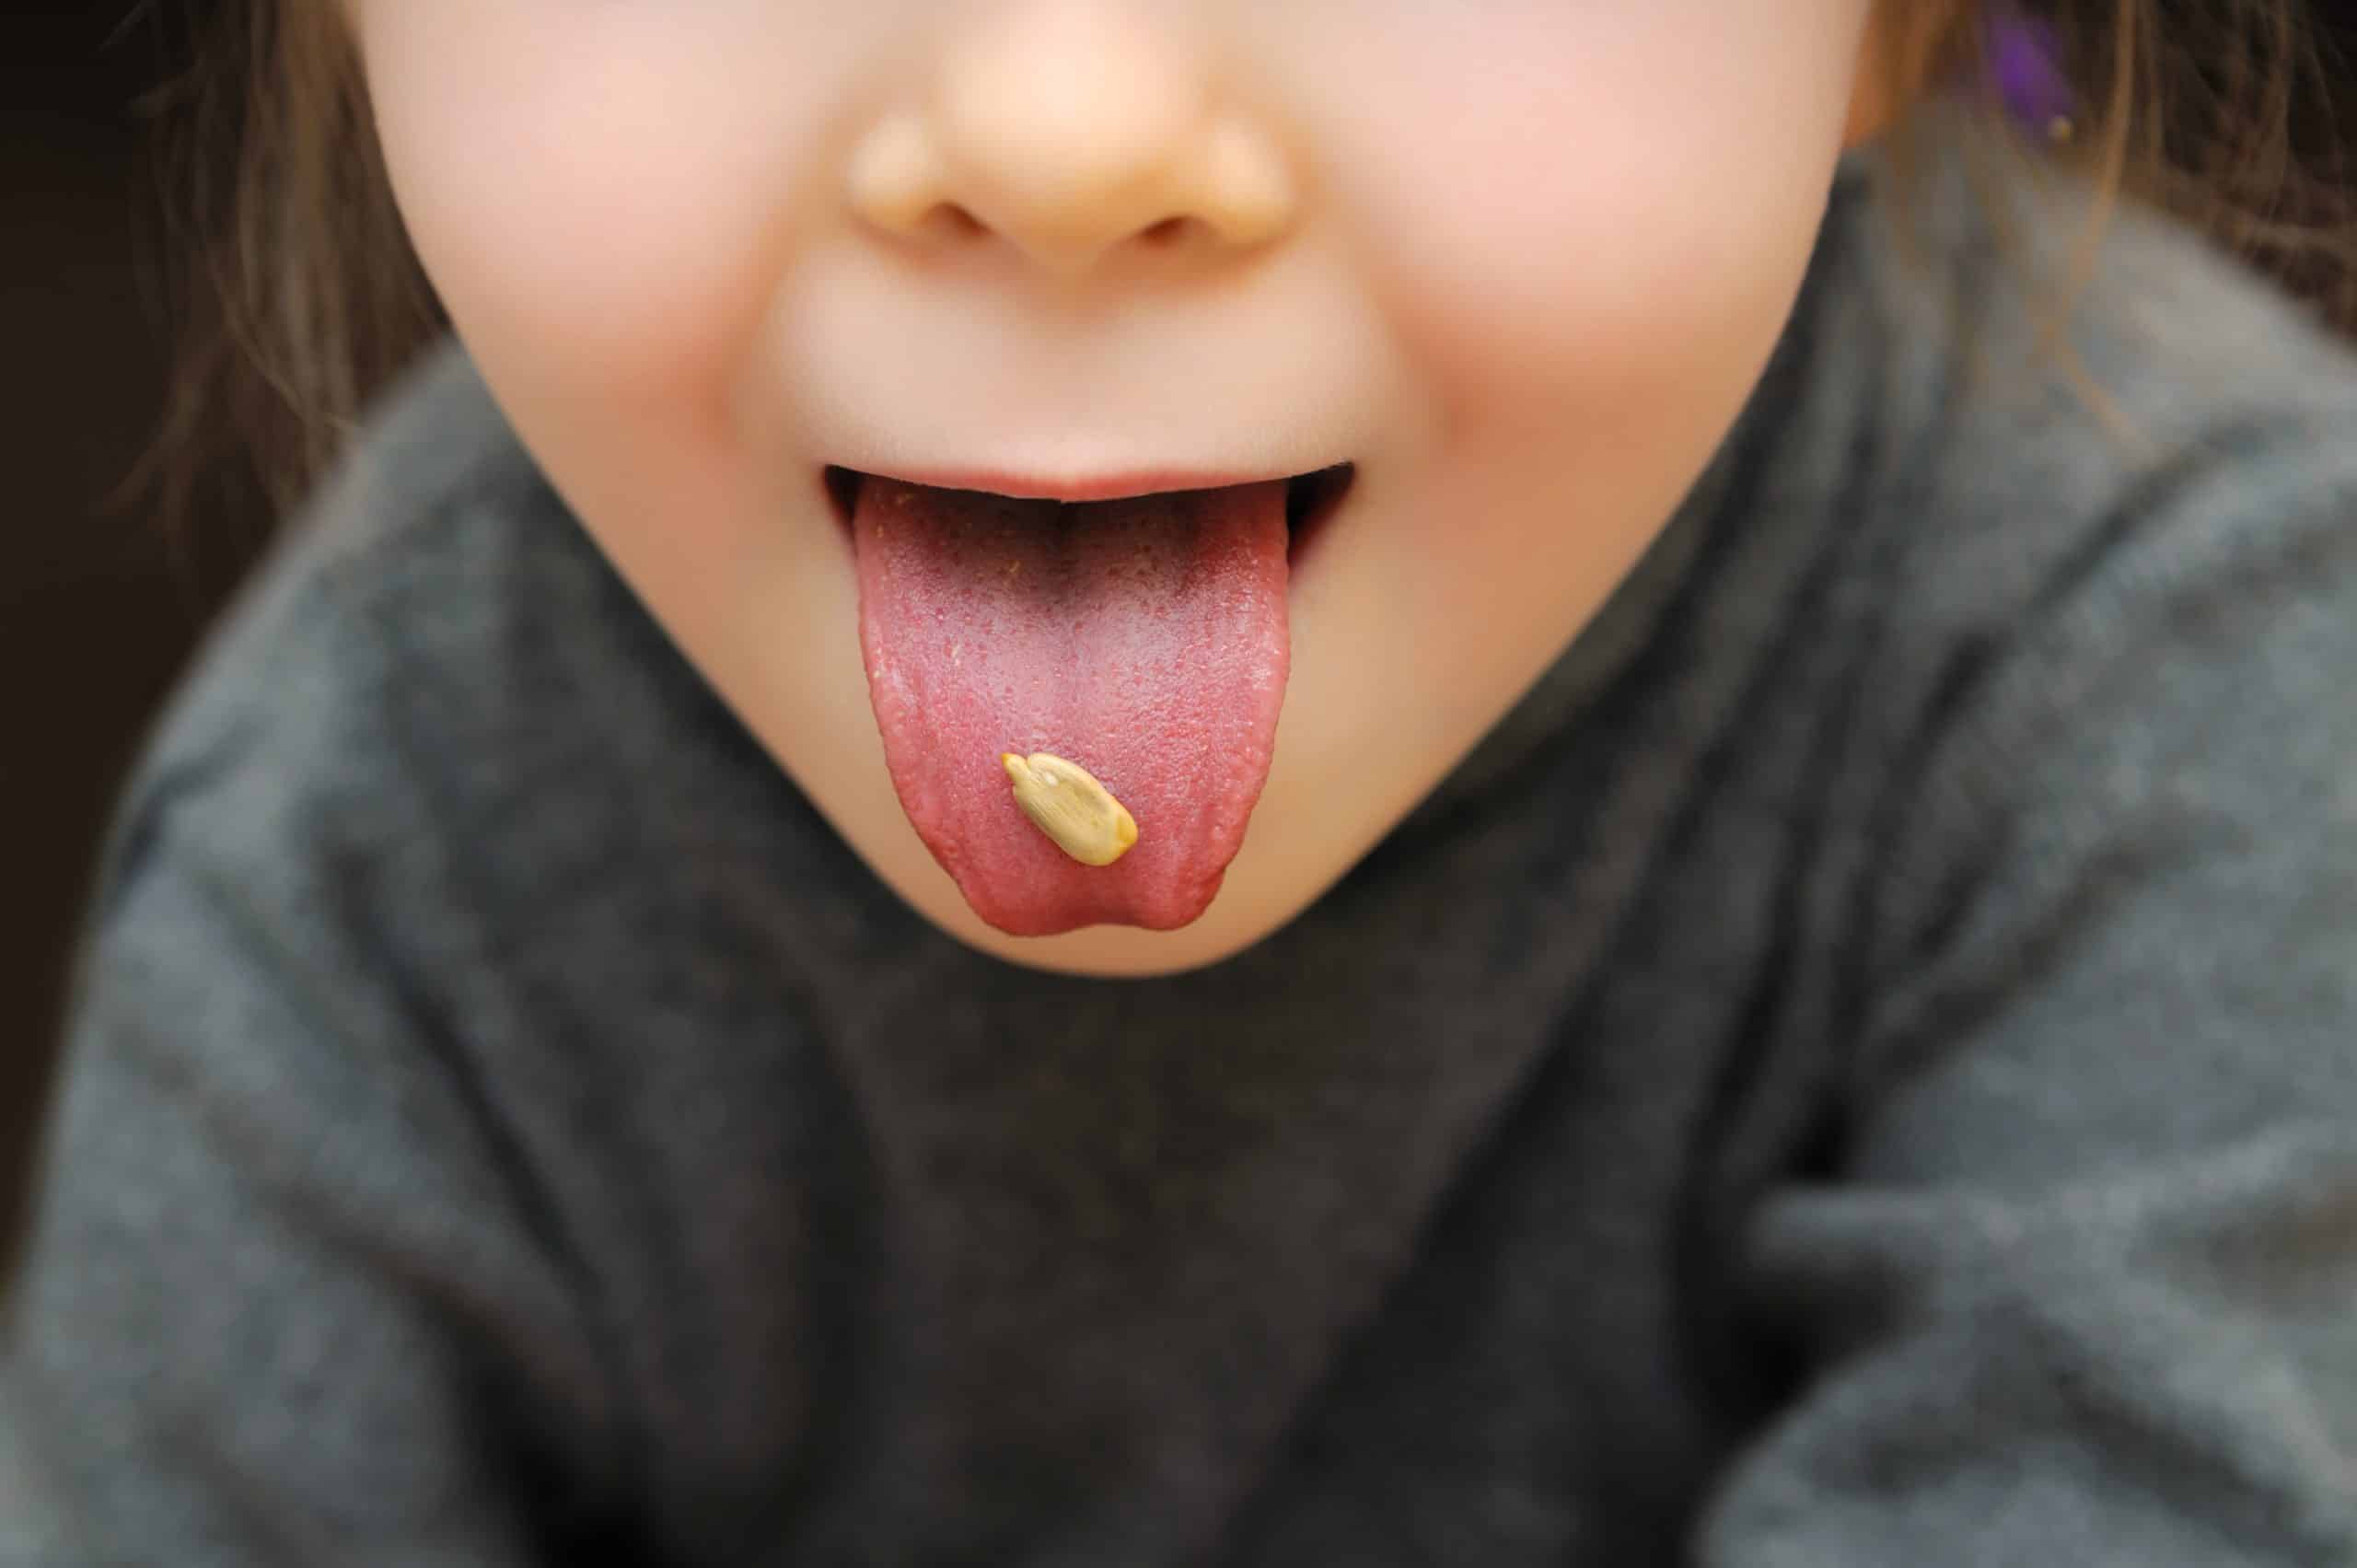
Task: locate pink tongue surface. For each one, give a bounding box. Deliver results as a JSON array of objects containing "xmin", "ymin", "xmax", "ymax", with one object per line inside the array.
[{"xmin": 853, "ymin": 475, "xmax": 1290, "ymax": 936}]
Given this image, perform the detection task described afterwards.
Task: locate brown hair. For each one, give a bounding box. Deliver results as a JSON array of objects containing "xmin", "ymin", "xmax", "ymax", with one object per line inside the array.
[{"xmin": 130, "ymin": 1, "xmax": 2357, "ymax": 547}]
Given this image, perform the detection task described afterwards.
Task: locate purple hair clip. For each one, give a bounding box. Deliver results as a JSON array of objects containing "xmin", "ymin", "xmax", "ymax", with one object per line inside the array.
[{"xmin": 1987, "ymin": 9, "xmax": 2078, "ymax": 142}]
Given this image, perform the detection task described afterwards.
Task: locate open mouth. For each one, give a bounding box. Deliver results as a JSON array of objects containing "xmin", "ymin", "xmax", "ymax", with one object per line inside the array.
[
  {"xmin": 830, "ymin": 456, "xmax": 1353, "ymax": 935},
  {"xmin": 822, "ymin": 461, "xmax": 1356, "ymax": 567}
]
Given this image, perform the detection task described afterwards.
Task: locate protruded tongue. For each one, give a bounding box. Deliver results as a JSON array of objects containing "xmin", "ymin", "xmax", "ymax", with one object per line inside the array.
[{"xmin": 853, "ymin": 475, "xmax": 1290, "ymax": 936}]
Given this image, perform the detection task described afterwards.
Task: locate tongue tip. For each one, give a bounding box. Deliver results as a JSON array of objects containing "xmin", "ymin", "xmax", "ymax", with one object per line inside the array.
[{"xmin": 950, "ymin": 845, "xmax": 1234, "ymax": 937}]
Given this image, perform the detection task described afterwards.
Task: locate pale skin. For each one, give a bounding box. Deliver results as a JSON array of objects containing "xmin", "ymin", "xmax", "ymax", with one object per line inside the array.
[{"xmin": 347, "ymin": 0, "xmax": 1894, "ymax": 978}]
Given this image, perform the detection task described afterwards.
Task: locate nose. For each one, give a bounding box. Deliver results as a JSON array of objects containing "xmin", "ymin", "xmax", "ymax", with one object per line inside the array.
[{"xmin": 845, "ymin": 0, "xmax": 1296, "ymax": 279}]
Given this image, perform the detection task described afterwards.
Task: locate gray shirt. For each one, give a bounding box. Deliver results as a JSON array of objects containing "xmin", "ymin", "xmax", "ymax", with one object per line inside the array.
[{"xmin": 7, "ymin": 128, "xmax": 2357, "ymax": 1566}]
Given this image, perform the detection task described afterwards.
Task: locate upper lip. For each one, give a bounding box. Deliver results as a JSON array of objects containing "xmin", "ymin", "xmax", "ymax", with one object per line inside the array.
[{"xmin": 843, "ymin": 465, "xmax": 1307, "ymax": 503}]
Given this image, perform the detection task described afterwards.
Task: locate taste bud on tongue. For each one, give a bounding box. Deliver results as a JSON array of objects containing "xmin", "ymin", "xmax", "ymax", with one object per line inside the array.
[{"xmin": 851, "ymin": 473, "xmax": 1293, "ymax": 937}]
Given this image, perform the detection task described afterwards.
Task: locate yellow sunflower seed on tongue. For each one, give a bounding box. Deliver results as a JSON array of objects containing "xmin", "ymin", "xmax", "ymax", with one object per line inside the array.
[{"xmin": 1000, "ymin": 751, "xmax": 1140, "ymax": 867}]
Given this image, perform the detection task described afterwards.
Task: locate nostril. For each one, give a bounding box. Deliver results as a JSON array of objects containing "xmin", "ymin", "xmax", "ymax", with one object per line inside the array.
[
  {"xmin": 923, "ymin": 203, "xmax": 988, "ymax": 239},
  {"xmin": 1140, "ymin": 216, "xmax": 1192, "ymax": 246}
]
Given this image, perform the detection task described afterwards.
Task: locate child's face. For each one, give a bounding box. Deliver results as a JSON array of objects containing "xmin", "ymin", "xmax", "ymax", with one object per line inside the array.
[{"xmin": 352, "ymin": 0, "xmax": 1881, "ymax": 977}]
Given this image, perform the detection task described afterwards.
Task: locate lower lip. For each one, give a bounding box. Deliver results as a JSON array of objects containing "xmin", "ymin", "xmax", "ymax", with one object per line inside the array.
[{"xmin": 820, "ymin": 463, "xmax": 1358, "ymax": 576}]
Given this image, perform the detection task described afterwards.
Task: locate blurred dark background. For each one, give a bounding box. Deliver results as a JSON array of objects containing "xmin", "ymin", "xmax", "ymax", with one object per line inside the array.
[{"xmin": 4, "ymin": 5, "xmax": 263, "ymax": 1269}]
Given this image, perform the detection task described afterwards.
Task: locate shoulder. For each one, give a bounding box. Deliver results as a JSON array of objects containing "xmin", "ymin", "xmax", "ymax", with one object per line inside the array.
[
  {"xmin": 1820, "ymin": 104, "xmax": 2357, "ymax": 581},
  {"xmin": 1777, "ymin": 118, "xmax": 2357, "ymax": 961},
  {"xmin": 1761, "ymin": 108, "xmax": 2357, "ymax": 735},
  {"xmin": 97, "ymin": 346, "xmax": 554, "ymax": 894},
  {"xmin": 82, "ymin": 340, "xmax": 814, "ymax": 975}
]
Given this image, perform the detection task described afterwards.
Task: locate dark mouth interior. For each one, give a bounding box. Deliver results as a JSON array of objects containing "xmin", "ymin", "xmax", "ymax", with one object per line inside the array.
[
  {"xmin": 1286, "ymin": 462, "xmax": 1354, "ymax": 538},
  {"xmin": 822, "ymin": 463, "xmax": 1356, "ymax": 542},
  {"xmin": 822, "ymin": 464, "xmax": 865, "ymax": 523}
]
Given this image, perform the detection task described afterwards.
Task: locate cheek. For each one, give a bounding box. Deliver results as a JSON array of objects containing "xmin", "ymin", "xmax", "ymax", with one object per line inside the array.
[
  {"xmin": 1322, "ymin": 5, "xmax": 1868, "ymax": 431},
  {"xmin": 356, "ymin": 5, "xmax": 827, "ymax": 409}
]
